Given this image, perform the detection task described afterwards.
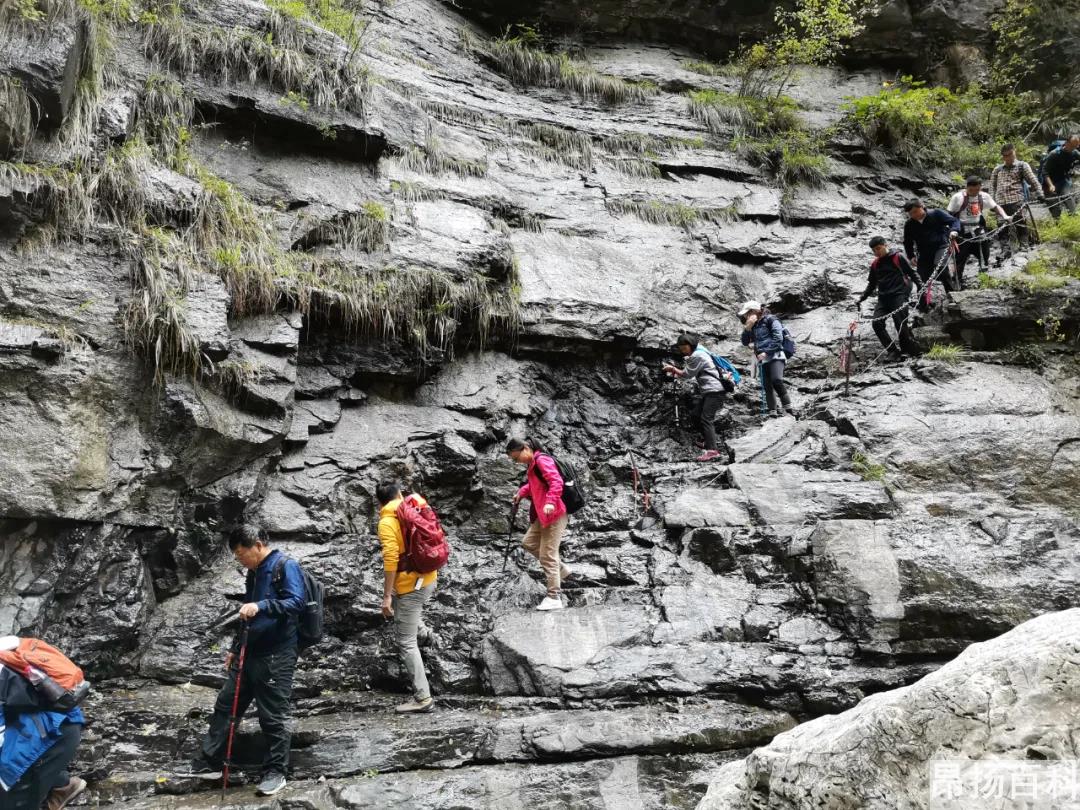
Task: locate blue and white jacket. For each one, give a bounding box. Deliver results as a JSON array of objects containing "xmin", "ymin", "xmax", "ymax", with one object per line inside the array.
[{"xmin": 0, "ymin": 664, "xmax": 84, "ymax": 791}]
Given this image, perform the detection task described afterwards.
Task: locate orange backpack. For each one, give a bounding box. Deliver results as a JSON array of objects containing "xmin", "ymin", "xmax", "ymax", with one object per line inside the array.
[{"xmin": 0, "ymin": 638, "xmax": 90, "ymax": 709}]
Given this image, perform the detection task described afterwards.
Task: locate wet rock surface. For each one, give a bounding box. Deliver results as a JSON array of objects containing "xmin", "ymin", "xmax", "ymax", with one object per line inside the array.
[
  {"xmin": 698, "ymin": 609, "xmax": 1080, "ymax": 809},
  {"xmin": 1, "ymin": 0, "xmax": 1079, "ymax": 807}
]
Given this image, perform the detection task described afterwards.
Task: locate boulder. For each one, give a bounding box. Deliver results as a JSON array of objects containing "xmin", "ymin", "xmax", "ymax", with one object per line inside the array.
[{"xmin": 698, "ymin": 609, "xmax": 1080, "ymax": 809}]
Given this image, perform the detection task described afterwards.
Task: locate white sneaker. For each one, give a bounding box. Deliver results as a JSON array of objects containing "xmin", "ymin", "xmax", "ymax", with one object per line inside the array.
[{"xmin": 536, "ymin": 596, "xmax": 564, "ymax": 611}]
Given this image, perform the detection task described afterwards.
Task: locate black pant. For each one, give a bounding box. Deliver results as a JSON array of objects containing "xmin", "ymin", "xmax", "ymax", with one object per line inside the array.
[
  {"xmin": 872, "ymin": 295, "xmax": 919, "ymax": 356},
  {"xmin": 955, "ymin": 235, "xmax": 989, "ymax": 289},
  {"xmin": 999, "ymin": 202, "xmax": 1031, "ymax": 249},
  {"xmin": 0, "ymin": 721, "xmax": 81, "ymax": 810},
  {"xmin": 200, "ymin": 647, "xmax": 298, "ymax": 777},
  {"xmin": 916, "ymin": 244, "xmax": 954, "ymax": 308},
  {"xmin": 690, "ymin": 392, "xmax": 724, "ymax": 450},
  {"xmin": 761, "ymin": 360, "xmax": 790, "ymax": 413}
]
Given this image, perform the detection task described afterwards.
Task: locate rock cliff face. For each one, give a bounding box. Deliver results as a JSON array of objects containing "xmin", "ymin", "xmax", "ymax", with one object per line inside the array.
[{"xmin": 1, "ymin": 0, "xmax": 1079, "ymax": 807}]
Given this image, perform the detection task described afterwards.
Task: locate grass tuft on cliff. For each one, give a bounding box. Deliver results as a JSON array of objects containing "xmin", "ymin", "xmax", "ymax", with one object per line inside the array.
[
  {"xmin": 482, "ymin": 30, "xmax": 655, "ymax": 106},
  {"xmin": 0, "ymin": 76, "xmax": 37, "ymax": 157},
  {"xmin": 606, "ymin": 198, "xmax": 740, "ymax": 229},
  {"xmin": 687, "ymin": 89, "xmax": 802, "ymax": 137},
  {"xmin": 394, "ymin": 135, "xmax": 487, "ymax": 178},
  {"xmin": 141, "ymin": 14, "xmax": 369, "ymax": 115},
  {"xmin": 926, "ymin": 343, "xmax": 964, "ymax": 363},
  {"xmin": 734, "ymin": 132, "xmax": 828, "ymax": 189}
]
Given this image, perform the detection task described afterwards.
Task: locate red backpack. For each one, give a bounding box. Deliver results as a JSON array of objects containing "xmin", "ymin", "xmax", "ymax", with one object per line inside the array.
[
  {"xmin": 395, "ymin": 494, "xmax": 450, "ymax": 574},
  {"xmin": 0, "ymin": 638, "xmax": 91, "ymax": 710}
]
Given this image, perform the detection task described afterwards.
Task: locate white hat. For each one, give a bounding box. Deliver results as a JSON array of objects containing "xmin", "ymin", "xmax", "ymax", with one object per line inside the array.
[{"xmin": 737, "ymin": 300, "xmax": 761, "ymax": 317}]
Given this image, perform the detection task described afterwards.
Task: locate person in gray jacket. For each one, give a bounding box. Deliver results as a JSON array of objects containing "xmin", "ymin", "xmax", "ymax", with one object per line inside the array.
[{"xmin": 662, "ymin": 333, "xmax": 733, "ymax": 462}]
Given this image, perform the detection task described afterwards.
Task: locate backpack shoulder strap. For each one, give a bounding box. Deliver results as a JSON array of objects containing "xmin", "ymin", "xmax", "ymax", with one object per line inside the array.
[
  {"xmin": 532, "ymin": 453, "xmax": 550, "ymax": 484},
  {"xmin": 269, "ymin": 555, "xmax": 289, "ymax": 597}
]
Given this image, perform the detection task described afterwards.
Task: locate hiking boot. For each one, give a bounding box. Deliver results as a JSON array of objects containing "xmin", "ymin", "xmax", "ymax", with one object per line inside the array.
[
  {"xmin": 694, "ymin": 449, "xmax": 722, "ymax": 462},
  {"xmin": 784, "ymin": 407, "xmax": 797, "ymax": 418},
  {"xmin": 395, "ymin": 696, "xmax": 434, "ymax": 714},
  {"xmin": 44, "ymin": 777, "xmax": 86, "ymax": 810},
  {"xmin": 185, "ymin": 758, "xmax": 222, "ymax": 778},
  {"xmin": 536, "ymin": 596, "xmax": 564, "ymax": 611},
  {"xmin": 256, "ymin": 772, "xmax": 287, "ymax": 796}
]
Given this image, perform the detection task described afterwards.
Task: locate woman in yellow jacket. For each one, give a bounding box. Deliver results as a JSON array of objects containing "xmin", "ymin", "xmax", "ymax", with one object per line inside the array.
[{"xmin": 376, "ymin": 481, "xmax": 436, "ymax": 714}]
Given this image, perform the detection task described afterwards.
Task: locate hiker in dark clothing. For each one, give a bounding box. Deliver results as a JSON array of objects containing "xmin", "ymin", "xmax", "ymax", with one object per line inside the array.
[
  {"xmin": 903, "ymin": 198, "xmax": 960, "ymax": 309},
  {"xmin": 858, "ymin": 236, "xmax": 920, "ymax": 360},
  {"xmin": 0, "ymin": 638, "xmax": 85, "ymax": 810},
  {"xmin": 662, "ymin": 333, "xmax": 734, "ymax": 462},
  {"xmin": 738, "ymin": 301, "xmax": 794, "ymax": 419},
  {"xmin": 1043, "ymin": 134, "xmax": 1080, "ymax": 219},
  {"xmin": 189, "ymin": 525, "xmax": 304, "ymax": 798}
]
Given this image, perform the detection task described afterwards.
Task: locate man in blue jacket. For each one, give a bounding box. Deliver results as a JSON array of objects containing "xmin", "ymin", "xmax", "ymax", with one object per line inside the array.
[
  {"xmin": 0, "ymin": 638, "xmax": 85, "ymax": 810},
  {"xmin": 902, "ymin": 198, "xmax": 960, "ymax": 310},
  {"xmin": 188, "ymin": 526, "xmax": 305, "ymax": 797},
  {"xmin": 1043, "ymin": 134, "xmax": 1080, "ymax": 219}
]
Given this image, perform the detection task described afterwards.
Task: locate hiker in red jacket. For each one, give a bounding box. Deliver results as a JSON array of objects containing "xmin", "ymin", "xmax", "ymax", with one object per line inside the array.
[{"xmin": 507, "ymin": 437, "xmax": 570, "ymax": 611}]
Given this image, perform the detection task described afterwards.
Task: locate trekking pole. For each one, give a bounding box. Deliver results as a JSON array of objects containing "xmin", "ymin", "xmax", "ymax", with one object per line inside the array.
[
  {"xmin": 221, "ymin": 620, "xmax": 249, "ymax": 802},
  {"xmin": 627, "ymin": 450, "xmax": 652, "ymax": 516},
  {"xmin": 670, "ymin": 376, "xmax": 681, "ymax": 429},
  {"xmin": 839, "ymin": 320, "xmax": 857, "ymax": 397},
  {"xmin": 1027, "ymin": 203, "xmax": 1041, "ymax": 245},
  {"xmin": 755, "ymin": 359, "xmax": 767, "ymax": 415},
  {"xmin": 502, "ymin": 501, "xmax": 520, "ymax": 573}
]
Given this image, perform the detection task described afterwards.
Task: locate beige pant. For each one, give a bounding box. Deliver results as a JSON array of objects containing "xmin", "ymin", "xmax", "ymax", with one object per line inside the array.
[{"xmin": 522, "ymin": 514, "xmax": 569, "ymax": 596}]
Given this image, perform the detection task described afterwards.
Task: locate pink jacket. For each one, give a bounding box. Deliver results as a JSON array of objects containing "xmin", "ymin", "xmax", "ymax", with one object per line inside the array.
[{"xmin": 516, "ymin": 452, "xmax": 566, "ymax": 527}]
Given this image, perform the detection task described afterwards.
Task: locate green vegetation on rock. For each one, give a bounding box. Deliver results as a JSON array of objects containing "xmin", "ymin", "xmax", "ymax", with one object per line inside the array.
[
  {"xmin": 842, "ymin": 78, "xmax": 1045, "ymax": 175},
  {"xmin": 479, "ymin": 26, "xmax": 655, "ymax": 105},
  {"xmin": 926, "ymin": 343, "xmax": 964, "ymax": 363}
]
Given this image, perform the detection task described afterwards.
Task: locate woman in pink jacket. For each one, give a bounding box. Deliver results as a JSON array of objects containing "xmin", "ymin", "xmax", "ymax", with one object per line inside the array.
[{"xmin": 507, "ymin": 437, "xmax": 571, "ymax": 611}]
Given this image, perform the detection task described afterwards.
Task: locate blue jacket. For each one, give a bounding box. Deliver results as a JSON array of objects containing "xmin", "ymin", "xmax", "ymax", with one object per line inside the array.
[
  {"xmin": 741, "ymin": 313, "xmax": 786, "ymax": 362},
  {"xmin": 0, "ymin": 666, "xmax": 84, "ymax": 791},
  {"xmin": 903, "ymin": 208, "xmax": 961, "ymax": 260},
  {"xmin": 236, "ymin": 550, "xmax": 305, "ymax": 658}
]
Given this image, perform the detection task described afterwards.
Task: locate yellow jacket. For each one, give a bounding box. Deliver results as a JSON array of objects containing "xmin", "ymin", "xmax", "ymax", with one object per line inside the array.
[{"xmin": 378, "ymin": 495, "xmax": 438, "ymax": 596}]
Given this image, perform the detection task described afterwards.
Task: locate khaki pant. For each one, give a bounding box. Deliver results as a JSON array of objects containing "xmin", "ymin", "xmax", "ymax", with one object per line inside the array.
[
  {"xmin": 522, "ymin": 514, "xmax": 569, "ymax": 596},
  {"xmin": 393, "ymin": 581, "xmax": 434, "ymax": 701}
]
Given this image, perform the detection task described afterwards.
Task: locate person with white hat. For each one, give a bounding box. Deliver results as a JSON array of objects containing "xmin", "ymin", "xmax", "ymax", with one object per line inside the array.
[{"xmin": 738, "ymin": 301, "xmax": 795, "ymax": 419}]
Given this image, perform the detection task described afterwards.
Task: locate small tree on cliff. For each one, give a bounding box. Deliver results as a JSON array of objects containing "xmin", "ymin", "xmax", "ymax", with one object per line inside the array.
[
  {"xmin": 989, "ymin": 0, "xmax": 1080, "ymax": 137},
  {"xmin": 737, "ymin": 0, "xmax": 866, "ymax": 99}
]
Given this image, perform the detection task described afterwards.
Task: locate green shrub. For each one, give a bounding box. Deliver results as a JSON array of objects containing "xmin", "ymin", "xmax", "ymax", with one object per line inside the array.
[
  {"xmin": 852, "ymin": 451, "xmax": 886, "ymax": 482},
  {"xmin": 925, "ymin": 343, "xmax": 964, "ymax": 363},
  {"xmin": 265, "ymin": 0, "xmax": 366, "ymax": 48},
  {"xmin": 842, "ymin": 78, "xmax": 1042, "ymax": 175},
  {"xmin": 1035, "ymin": 212, "xmax": 1080, "ymax": 277}
]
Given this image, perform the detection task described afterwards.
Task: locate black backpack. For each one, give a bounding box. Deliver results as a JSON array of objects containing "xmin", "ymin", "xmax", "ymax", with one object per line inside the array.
[
  {"xmin": 533, "ymin": 452, "xmax": 587, "ymax": 515},
  {"xmin": 249, "ymin": 556, "xmax": 325, "ymax": 651}
]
